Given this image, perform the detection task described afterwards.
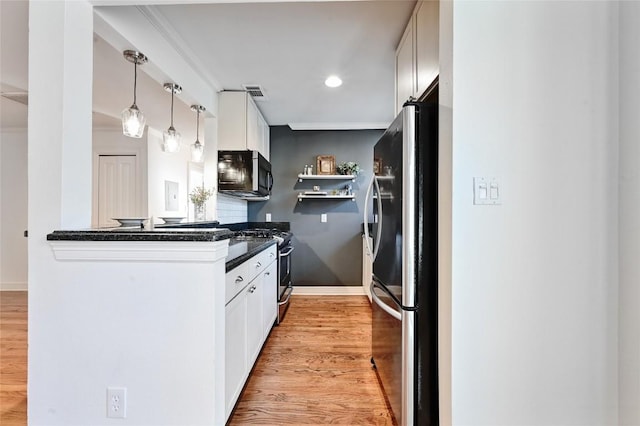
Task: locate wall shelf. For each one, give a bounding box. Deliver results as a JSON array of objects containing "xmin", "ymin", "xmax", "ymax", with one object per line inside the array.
[
  {"xmin": 298, "ymin": 174, "xmax": 356, "ymax": 182},
  {"xmin": 298, "ymin": 194, "xmax": 355, "ymax": 202}
]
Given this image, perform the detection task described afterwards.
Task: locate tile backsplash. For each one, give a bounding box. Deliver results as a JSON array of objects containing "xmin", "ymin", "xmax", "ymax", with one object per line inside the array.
[{"xmin": 216, "ymin": 194, "xmax": 248, "ymax": 224}]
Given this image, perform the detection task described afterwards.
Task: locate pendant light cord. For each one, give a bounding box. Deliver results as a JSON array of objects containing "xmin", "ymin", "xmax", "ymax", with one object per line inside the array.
[
  {"xmin": 133, "ymin": 60, "xmax": 138, "ymax": 106},
  {"xmin": 170, "ymin": 89, "xmax": 175, "ymax": 128},
  {"xmin": 196, "ymin": 108, "xmax": 200, "ymax": 141}
]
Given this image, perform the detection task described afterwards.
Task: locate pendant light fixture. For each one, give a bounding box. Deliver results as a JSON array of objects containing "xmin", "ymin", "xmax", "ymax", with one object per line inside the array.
[
  {"xmin": 162, "ymin": 83, "xmax": 182, "ymax": 153},
  {"xmin": 190, "ymin": 105, "xmax": 206, "ymax": 162},
  {"xmin": 121, "ymin": 50, "xmax": 148, "ymax": 138}
]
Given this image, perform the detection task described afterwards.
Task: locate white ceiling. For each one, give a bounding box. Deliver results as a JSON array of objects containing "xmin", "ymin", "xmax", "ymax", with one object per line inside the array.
[{"xmin": 1, "ymin": 0, "xmax": 416, "ymax": 133}]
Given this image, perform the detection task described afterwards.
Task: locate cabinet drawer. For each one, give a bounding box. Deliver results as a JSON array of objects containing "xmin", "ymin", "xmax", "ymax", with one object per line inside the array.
[
  {"xmin": 247, "ymin": 245, "xmax": 277, "ymax": 282},
  {"xmin": 225, "ymin": 262, "xmax": 250, "ymax": 305},
  {"xmin": 258, "ymin": 245, "xmax": 278, "ymax": 268}
]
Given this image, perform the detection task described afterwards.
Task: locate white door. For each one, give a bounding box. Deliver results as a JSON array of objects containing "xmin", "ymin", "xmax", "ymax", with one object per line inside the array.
[{"xmin": 97, "ymin": 155, "xmax": 138, "ymax": 227}]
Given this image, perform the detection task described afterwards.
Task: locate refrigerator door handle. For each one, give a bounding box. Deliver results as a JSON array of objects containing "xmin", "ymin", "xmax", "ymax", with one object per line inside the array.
[
  {"xmin": 363, "ymin": 175, "xmax": 383, "ymax": 261},
  {"xmin": 370, "ymin": 282, "xmax": 401, "ymax": 321}
]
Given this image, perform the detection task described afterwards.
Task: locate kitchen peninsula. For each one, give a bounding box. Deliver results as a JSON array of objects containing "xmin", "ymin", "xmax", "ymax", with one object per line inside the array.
[{"xmin": 42, "ymin": 225, "xmax": 277, "ymax": 425}]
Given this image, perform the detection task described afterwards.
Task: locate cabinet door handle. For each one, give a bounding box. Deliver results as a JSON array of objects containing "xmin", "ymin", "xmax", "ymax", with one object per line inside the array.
[
  {"xmin": 255, "ymin": 262, "xmax": 262, "ymax": 268},
  {"xmin": 269, "ymin": 252, "xmax": 275, "ymax": 258},
  {"xmin": 248, "ymin": 285, "xmax": 257, "ymax": 293},
  {"xmin": 264, "ymin": 271, "xmax": 270, "ymax": 276},
  {"xmin": 235, "ymin": 276, "xmax": 244, "ymax": 283}
]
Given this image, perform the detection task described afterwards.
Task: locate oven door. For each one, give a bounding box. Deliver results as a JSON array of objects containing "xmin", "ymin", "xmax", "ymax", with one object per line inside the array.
[
  {"xmin": 278, "ymin": 244, "xmax": 294, "ymax": 298},
  {"xmin": 277, "ymin": 243, "xmax": 294, "ymax": 324}
]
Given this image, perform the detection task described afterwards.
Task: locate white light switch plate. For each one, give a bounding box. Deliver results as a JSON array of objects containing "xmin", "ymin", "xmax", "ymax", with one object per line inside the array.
[
  {"xmin": 321, "ymin": 213, "xmax": 327, "ymax": 223},
  {"xmin": 474, "ymin": 177, "xmax": 501, "ymax": 205},
  {"xmin": 266, "ymin": 213, "xmax": 272, "ymax": 222}
]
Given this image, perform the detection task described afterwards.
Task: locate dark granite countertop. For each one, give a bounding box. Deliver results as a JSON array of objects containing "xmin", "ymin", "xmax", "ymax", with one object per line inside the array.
[
  {"xmin": 47, "ymin": 223, "xmax": 280, "ymax": 272},
  {"xmin": 47, "ymin": 226, "xmax": 234, "ymax": 242},
  {"xmin": 154, "ymin": 221, "xmax": 220, "ymax": 229},
  {"xmin": 225, "ymin": 238, "xmax": 277, "ymax": 272}
]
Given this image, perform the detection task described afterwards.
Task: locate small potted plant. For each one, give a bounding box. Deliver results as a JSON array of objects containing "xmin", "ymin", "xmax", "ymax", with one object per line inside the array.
[
  {"xmin": 189, "ymin": 186, "xmax": 214, "ymax": 221},
  {"xmin": 336, "ymin": 161, "xmax": 360, "ymax": 176}
]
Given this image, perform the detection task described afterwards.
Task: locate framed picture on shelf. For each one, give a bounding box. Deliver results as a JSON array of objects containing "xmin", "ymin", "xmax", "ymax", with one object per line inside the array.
[
  {"xmin": 373, "ymin": 158, "xmax": 382, "ymax": 175},
  {"xmin": 316, "ymin": 155, "xmax": 336, "ymax": 175}
]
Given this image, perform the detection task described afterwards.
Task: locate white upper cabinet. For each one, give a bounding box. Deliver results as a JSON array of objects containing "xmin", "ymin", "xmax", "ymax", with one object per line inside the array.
[
  {"xmin": 395, "ymin": 0, "xmax": 439, "ymax": 114},
  {"xmin": 395, "ymin": 18, "xmax": 415, "ymax": 116},
  {"xmin": 415, "ymin": 0, "xmax": 439, "ymax": 97},
  {"xmin": 218, "ymin": 91, "xmax": 270, "ymax": 160},
  {"xmin": 257, "ymin": 113, "xmax": 270, "ymax": 161}
]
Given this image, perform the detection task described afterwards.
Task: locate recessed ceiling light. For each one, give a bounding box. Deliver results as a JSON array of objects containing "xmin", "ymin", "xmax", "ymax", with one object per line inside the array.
[{"xmin": 325, "ymin": 75, "xmax": 342, "ymax": 88}]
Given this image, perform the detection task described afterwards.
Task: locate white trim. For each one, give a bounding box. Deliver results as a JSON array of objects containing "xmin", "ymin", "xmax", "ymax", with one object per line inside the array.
[
  {"xmin": 49, "ymin": 240, "xmax": 229, "ymax": 262},
  {"xmin": 0, "ymin": 283, "xmax": 28, "ymax": 291},
  {"xmin": 138, "ymin": 6, "xmax": 222, "ymax": 92},
  {"xmin": 293, "ymin": 286, "xmax": 365, "ymax": 296},
  {"xmin": 288, "ymin": 122, "xmax": 390, "ymax": 131}
]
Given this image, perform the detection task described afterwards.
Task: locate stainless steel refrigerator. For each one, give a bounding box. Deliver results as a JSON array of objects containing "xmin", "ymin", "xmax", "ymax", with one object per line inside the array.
[{"xmin": 365, "ymin": 85, "xmax": 439, "ymax": 426}]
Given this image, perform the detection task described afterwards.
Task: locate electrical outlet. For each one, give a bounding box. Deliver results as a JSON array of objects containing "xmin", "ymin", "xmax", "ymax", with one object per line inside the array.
[
  {"xmin": 107, "ymin": 387, "xmax": 127, "ymax": 418},
  {"xmin": 321, "ymin": 213, "xmax": 327, "ymax": 223},
  {"xmin": 266, "ymin": 213, "xmax": 272, "ymax": 222}
]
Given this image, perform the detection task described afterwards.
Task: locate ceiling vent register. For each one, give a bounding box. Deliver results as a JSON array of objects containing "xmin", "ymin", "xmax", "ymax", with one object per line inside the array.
[{"xmin": 242, "ymin": 84, "xmax": 268, "ymax": 101}]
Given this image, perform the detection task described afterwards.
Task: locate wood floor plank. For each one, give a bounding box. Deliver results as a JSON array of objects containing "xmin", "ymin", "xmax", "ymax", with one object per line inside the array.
[
  {"xmin": 228, "ymin": 295, "xmax": 395, "ymax": 426},
  {"xmin": 0, "ymin": 291, "xmax": 28, "ymax": 426}
]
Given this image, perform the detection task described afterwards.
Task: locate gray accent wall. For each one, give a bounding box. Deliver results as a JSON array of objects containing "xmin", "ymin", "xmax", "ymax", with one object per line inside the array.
[{"xmin": 249, "ymin": 126, "xmax": 383, "ymax": 287}]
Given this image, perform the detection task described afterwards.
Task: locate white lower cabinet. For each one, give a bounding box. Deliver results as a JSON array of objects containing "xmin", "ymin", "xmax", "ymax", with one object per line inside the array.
[
  {"xmin": 246, "ymin": 276, "xmax": 264, "ymax": 366},
  {"xmin": 262, "ymin": 261, "xmax": 278, "ymax": 337},
  {"xmin": 224, "ymin": 245, "xmax": 277, "ymax": 421},
  {"xmin": 225, "ymin": 287, "xmax": 247, "ymax": 417}
]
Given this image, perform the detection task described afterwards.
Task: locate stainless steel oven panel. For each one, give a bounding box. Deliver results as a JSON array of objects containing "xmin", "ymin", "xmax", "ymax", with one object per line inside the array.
[
  {"xmin": 276, "ymin": 242, "xmax": 294, "ymax": 325},
  {"xmin": 278, "ymin": 245, "xmax": 294, "ymax": 294},
  {"xmin": 277, "ymin": 284, "xmax": 292, "ymax": 324}
]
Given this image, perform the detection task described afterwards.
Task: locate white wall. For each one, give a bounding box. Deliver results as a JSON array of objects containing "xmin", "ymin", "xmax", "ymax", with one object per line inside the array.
[
  {"xmin": 146, "ymin": 128, "xmax": 194, "ymax": 222},
  {"xmin": 451, "ymin": 2, "xmax": 619, "ymax": 424},
  {"xmin": 618, "ymin": 2, "xmax": 640, "ymax": 424},
  {"xmin": 0, "ymin": 129, "xmax": 28, "ymax": 290},
  {"xmin": 28, "ymin": 3, "xmax": 94, "ymax": 425}
]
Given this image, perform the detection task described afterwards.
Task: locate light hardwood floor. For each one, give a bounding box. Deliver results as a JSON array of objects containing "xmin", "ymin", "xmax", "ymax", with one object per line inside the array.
[
  {"xmin": 0, "ymin": 293, "xmax": 393, "ymax": 425},
  {"xmin": 229, "ymin": 296, "xmax": 394, "ymax": 425},
  {"xmin": 0, "ymin": 291, "xmax": 27, "ymax": 426}
]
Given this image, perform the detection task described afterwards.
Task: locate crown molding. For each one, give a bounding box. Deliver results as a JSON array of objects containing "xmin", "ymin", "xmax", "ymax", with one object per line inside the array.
[{"xmin": 137, "ymin": 5, "xmax": 222, "ymax": 93}]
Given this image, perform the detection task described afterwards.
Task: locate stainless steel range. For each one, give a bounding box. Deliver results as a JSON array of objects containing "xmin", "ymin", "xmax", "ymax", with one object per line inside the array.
[{"xmin": 234, "ymin": 228, "xmax": 293, "ymax": 324}]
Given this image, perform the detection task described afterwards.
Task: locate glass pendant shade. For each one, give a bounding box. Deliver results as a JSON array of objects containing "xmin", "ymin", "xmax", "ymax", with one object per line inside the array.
[
  {"xmin": 191, "ymin": 140, "xmax": 204, "ymax": 162},
  {"xmin": 121, "ymin": 50, "xmax": 148, "ymax": 139},
  {"xmin": 190, "ymin": 105, "xmax": 206, "ymax": 162},
  {"xmin": 163, "ymin": 83, "xmax": 182, "ymax": 153},
  {"xmin": 163, "ymin": 126, "xmax": 182, "ymax": 153},
  {"xmin": 121, "ymin": 104, "xmax": 145, "ymax": 138}
]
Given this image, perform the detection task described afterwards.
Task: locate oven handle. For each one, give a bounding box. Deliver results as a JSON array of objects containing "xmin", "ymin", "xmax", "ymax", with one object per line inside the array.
[
  {"xmin": 278, "ymin": 286, "xmax": 293, "ymax": 306},
  {"xmin": 279, "ymin": 246, "xmax": 294, "ymax": 257}
]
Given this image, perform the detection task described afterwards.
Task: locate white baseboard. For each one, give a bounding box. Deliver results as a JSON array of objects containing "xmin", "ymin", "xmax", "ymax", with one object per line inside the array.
[
  {"xmin": 1, "ymin": 282, "xmax": 28, "ymax": 291},
  {"xmin": 293, "ymin": 286, "xmax": 365, "ymax": 296}
]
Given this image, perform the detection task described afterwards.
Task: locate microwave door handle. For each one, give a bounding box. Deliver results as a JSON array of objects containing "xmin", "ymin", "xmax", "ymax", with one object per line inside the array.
[{"xmin": 268, "ymin": 171, "xmax": 274, "ymax": 193}]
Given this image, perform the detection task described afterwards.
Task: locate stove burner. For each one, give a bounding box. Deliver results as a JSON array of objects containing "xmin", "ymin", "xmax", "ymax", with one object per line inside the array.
[{"xmin": 233, "ymin": 228, "xmax": 292, "ymax": 248}]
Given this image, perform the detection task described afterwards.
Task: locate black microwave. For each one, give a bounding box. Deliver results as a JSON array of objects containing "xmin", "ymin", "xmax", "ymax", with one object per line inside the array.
[{"xmin": 217, "ymin": 150, "xmax": 273, "ymax": 199}]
